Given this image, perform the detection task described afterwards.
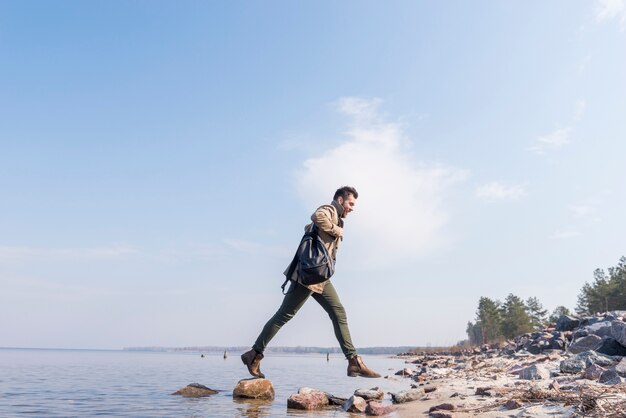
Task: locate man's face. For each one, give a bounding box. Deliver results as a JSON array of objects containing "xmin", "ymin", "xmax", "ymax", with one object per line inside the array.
[{"xmin": 337, "ymin": 193, "xmax": 356, "ymax": 217}]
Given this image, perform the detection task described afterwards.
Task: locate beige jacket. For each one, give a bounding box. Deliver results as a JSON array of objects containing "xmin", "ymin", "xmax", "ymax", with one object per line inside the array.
[{"xmin": 285, "ymin": 200, "xmax": 345, "ymax": 294}]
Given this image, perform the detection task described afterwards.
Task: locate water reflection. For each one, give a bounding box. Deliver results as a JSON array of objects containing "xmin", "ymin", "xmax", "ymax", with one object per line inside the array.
[{"xmin": 232, "ymin": 398, "xmax": 273, "ymax": 417}]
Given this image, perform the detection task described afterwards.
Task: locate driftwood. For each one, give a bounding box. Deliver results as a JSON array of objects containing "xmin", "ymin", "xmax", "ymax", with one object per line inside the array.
[{"xmin": 454, "ymin": 383, "xmax": 626, "ymax": 417}]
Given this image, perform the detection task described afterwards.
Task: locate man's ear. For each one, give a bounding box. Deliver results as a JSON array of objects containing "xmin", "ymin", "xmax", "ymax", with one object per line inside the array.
[{"xmin": 337, "ymin": 196, "xmax": 344, "ymax": 204}]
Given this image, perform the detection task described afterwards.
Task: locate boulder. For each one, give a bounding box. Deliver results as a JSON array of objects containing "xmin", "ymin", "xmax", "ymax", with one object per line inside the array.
[
  {"xmin": 582, "ymin": 364, "xmax": 605, "ymax": 380},
  {"xmin": 599, "ymin": 369, "xmax": 623, "ymax": 385},
  {"xmin": 568, "ymin": 335, "xmax": 602, "ymax": 354},
  {"xmin": 608, "ymin": 310, "xmax": 626, "ymax": 319},
  {"xmin": 297, "ymin": 387, "xmax": 323, "ymax": 395},
  {"xmin": 475, "ymin": 387, "xmax": 494, "ymax": 396},
  {"xmin": 580, "ymin": 316, "xmax": 603, "ymax": 327},
  {"xmin": 597, "ymin": 337, "xmax": 626, "ymax": 356},
  {"xmin": 172, "ymin": 383, "xmax": 218, "ymax": 397},
  {"xmin": 615, "ymin": 357, "xmax": 626, "ymax": 377},
  {"xmin": 504, "ymin": 399, "xmax": 523, "ymax": 410},
  {"xmin": 556, "ymin": 315, "xmax": 580, "ymax": 331},
  {"xmin": 429, "ymin": 403, "xmax": 456, "ymax": 412},
  {"xmin": 584, "ymin": 321, "xmax": 614, "ymax": 338},
  {"xmin": 580, "ymin": 350, "xmax": 618, "ymax": 368},
  {"xmin": 611, "ymin": 320, "xmax": 626, "ymax": 346},
  {"xmin": 287, "ymin": 388, "xmax": 329, "ymax": 410},
  {"xmin": 571, "ymin": 328, "xmax": 589, "ymax": 340},
  {"xmin": 390, "ymin": 388, "xmax": 425, "ymax": 404},
  {"xmin": 354, "ymin": 387, "xmax": 384, "ymax": 400},
  {"xmin": 561, "ymin": 350, "xmax": 617, "ymax": 373},
  {"xmin": 560, "ymin": 357, "xmax": 586, "ymax": 374},
  {"xmin": 233, "ymin": 378, "xmax": 274, "ymax": 400},
  {"xmin": 342, "ymin": 395, "xmax": 367, "ymax": 413},
  {"xmin": 523, "ymin": 343, "xmax": 542, "ymax": 355},
  {"xmin": 326, "ymin": 393, "xmax": 347, "ymax": 406},
  {"xmin": 519, "ymin": 364, "xmax": 550, "ymax": 380},
  {"xmin": 395, "ymin": 368, "xmax": 414, "ymax": 376},
  {"xmin": 365, "ymin": 401, "xmax": 394, "ymax": 416}
]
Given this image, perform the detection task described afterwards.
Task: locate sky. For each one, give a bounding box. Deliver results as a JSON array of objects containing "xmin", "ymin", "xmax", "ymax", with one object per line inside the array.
[{"xmin": 1, "ymin": 1, "xmax": 625, "ymax": 350}]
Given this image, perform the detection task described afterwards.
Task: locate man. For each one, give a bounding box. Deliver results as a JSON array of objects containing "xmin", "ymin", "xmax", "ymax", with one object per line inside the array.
[{"xmin": 241, "ymin": 186, "xmax": 380, "ymax": 378}]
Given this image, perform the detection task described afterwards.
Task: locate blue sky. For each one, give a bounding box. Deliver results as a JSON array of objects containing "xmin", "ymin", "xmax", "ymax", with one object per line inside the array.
[{"xmin": 1, "ymin": 1, "xmax": 625, "ymax": 349}]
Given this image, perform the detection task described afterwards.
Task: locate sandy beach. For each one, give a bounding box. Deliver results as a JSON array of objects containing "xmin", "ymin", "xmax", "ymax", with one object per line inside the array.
[{"xmin": 386, "ymin": 351, "xmax": 625, "ymax": 418}]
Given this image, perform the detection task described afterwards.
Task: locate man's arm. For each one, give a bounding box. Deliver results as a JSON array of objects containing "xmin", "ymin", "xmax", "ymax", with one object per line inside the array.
[{"xmin": 311, "ymin": 206, "xmax": 343, "ymax": 238}]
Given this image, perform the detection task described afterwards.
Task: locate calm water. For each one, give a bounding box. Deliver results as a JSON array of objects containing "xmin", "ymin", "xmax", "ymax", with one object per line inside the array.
[{"xmin": 0, "ymin": 348, "xmax": 413, "ymax": 417}]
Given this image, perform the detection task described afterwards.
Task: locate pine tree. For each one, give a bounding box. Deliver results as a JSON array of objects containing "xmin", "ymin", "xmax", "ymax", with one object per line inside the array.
[
  {"xmin": 526, "ymin": 297, "xmax": 547, "ymax": 330},
  {"xmin": 466, "ymin": 321, "xmax": 483, "ymax": 345},
  {"xmin": 476, "ymin": 297, "xmax": 503, "ymax": 344},
  {"xmin": 501, "ymin": 294, "xmax": 533, "ymax": 339},
  {"xmin": 576, "ymin": 257, "xmax": 626, "ymax": 314}
]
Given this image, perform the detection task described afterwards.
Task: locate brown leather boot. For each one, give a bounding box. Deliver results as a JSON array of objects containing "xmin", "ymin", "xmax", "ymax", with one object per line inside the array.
[
  {"xmin": 347, "ymin": 355, "xmax": 381, "ymax": 378},
  {"xmin": 241, "ymin": 349, "xmax": 265, "ymax": 378}
]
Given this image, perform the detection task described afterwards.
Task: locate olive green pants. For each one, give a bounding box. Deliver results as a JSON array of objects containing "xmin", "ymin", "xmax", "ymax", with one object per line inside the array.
[{"xmin": 253, "ymin": 280, "xmax": 357, "ymax": 358}]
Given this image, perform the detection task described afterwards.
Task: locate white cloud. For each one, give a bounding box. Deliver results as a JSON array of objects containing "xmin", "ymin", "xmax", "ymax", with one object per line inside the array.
[
  {"xmin": 594, "ymin": 0, "xmax": 626, "ymax": 28},
  {"xmin": 475, "ymin": 181, "xmax": 528, "ymax": 201},
  {"xmin": 293, "ymin": 97, "xmax": 467, "ymax": 266},
  {"xmin": 569, "ymin": 202, "xmax": 602, "ymax": 223},
  {"xmin": 529, "ymin": 127, "xmax": 572, "ymax": 155}
]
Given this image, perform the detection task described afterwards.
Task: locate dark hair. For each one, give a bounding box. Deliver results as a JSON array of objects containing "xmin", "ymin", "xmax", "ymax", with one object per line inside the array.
[{"xmin": 333, "ymin": 186, "xmax": 358, "ymax": 201}]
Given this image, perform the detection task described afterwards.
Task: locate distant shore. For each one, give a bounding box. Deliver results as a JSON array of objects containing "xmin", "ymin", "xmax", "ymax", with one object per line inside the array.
[{"xmin": 122, "ymin": 345, "xmax": 418, "ymax": 355}]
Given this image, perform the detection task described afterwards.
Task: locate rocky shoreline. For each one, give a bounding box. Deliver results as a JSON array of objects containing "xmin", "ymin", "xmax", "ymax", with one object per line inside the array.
[
  {"xmin": 390, "ymin": 311, "xmax": 626, "ymax": 417},
  {"xmin": 173, "ymin": 311, "xmax": 626, "ymax": 417}
]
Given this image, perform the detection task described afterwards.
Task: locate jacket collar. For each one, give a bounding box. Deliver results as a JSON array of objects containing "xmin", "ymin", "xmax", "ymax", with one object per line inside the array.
[{"xmin": 331, "ymin": 200, "xmax": 345, "ymax": 218}]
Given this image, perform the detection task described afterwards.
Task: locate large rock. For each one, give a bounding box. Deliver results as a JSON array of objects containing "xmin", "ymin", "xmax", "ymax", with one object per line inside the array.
[
  {"xmin": 560, "ymin": 357, "xmax": 586, "ymax": 374},
  {"xmin": 429, "ymin": 403, "xmax": 456, "ymax": 412},
  {"xmin": 326, "ymin": 393, "xmax": 347, "ymax": 406},
  {"xmin": 172, "ymin": 383, "xmax": 218, "ymax": 397},
  {"xmin": 505, "ymin": 399, "xmax": 523, "ymax": 410},
  {"xmin": 547, "ymin": 332, "xmax": 566, "ymax": 350},
  {"xmin": 395, "ymin": 368, "xmax": 414, "ymax": 376},
  {"xmin": 582, "ymin": 364, "xmax": 606, "ymax": 380},
  {"xmin": 233, "ymin": 378, "xmax": 274, "ymax": 400},
  {"xmin": 599, "ymin": 369, "xmax": 623, "ymax": 385},
  {"xmin": 561, "ymin": 350, "xmax": 617, "ymax": 374},
  {"xmin": 342, "ymin": 395, "xmax": 367, "ymax": 413},
  {"xmin": 556, "ymin": 315, "xmax": 580, "ymax": 331},
  {"xmin": 287, "ymin": 388, "xmax": 329, "ymax": 410},
  {"xmin": 519, "ymin": 364, "xmax": 550, "ymax": 380},
  {"xmin": 390, "ymin": 388, "xmax": 425, "ymax": 404},
  {"xmin": 568, "ymin": 335, "xmax": 603, "ymax": 354},
  {"xmin": 365, "ymin": 401, "xmax": 394, "ymax": 416},
  {"xmin": 584, "ymin": 321, "xmax": 614, "ymax": 338},
  {"xmin": 611, "ymin": 320, "xmax": 626, "ymax": 346},
  {"xmin": 354, "ymin": 387, "xmax": 384, "ymax": 400},
  {"xmin": 582, "ymin": 351, "xmax": 619, "ymax": 367},
  {"xmin": 615, "ymin": 357, "xmax": 626, "ymax": 377},
  {"xmin": 597, "ymin": 337, "xmax": 626, "ymax": 356}
]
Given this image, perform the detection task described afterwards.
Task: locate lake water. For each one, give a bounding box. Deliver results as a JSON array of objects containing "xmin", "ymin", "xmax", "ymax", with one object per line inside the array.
[{"xmin": 0, "ymin": 348, "xmax": 413, "ymax": 417}]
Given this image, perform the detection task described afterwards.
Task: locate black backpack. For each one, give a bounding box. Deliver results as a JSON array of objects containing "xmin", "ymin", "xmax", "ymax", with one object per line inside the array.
[{"xmin": 281, "ymin": 224, "xmax": 335, "ymax": 294}]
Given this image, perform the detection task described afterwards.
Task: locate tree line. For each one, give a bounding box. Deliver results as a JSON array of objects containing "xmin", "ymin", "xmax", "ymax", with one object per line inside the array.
[{"xmin": 466, "ymin": 256, "xmax": 625, "ymax": 345}]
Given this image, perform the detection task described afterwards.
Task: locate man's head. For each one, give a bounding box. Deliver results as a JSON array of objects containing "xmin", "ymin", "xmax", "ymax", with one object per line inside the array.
[{"xmin": 333, "ymin": 186, "xmax": 358, "ymax": 217}]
